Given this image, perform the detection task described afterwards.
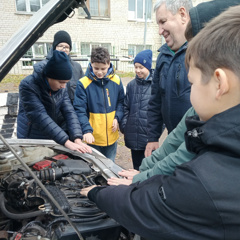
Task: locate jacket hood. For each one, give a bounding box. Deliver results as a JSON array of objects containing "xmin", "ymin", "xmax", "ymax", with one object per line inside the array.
[
  {"xmin": 185, "ymin": 104, "xmax": 240, "ymax": 157},
  {"xmin": 85, "ymin": 62, "xmax": 115, "ymax": 83},
  {"xmin": 189, "ymin": 0, "xmax": 240, "ymax": 37}
]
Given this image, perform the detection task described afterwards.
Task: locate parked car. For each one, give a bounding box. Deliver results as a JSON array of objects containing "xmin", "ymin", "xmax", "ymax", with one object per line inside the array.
[{"xmin": 0, "ymin": 1, "xmax": 130, "ymax": 239}]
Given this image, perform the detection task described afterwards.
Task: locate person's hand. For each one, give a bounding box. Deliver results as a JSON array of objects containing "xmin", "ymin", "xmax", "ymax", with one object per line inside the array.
[
  {"xmin": 107, "ymin": 177, "xmax": 132, "ymax": 186},
  {"xmin": 80, "ymin": 185, "xmax": 97, "ymax": 197},
  {"xmin": 74, "ymin": 138, "xmax": 92, "ymax": 153},
  {"xmin": 112, "ymin": 119, "xmax": 118, "ymax": 132},
  {"xmin": 144, "ymin": 142, "xmax": 159, "ymax": 157},
  {"xmin": 83, "ymin": 133, "xmax": 95, "ymax": 144},
  {"xmin": 118, "ymin": 169, "xmax": 139, "ymax": 180},
  {"xmin": 64, "ymin": 140, "xmax": 90, "ymax": 153}
]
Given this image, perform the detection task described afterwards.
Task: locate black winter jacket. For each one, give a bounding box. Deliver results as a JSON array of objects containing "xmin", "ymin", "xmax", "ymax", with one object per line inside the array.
[
  {"xmin": 33, "ymin": 48, "xmax": 84, "ymax": 102},
  {"xmin": 89, "ymin": 104, "xmax": 240, "ymax": 240},
  {"xmin": 17, "ymin": 65, "xmax": 83, "ymax": 145},
  {"xmin": 120, "ymin": 70, "xmax": 153, "ymax": 150}
]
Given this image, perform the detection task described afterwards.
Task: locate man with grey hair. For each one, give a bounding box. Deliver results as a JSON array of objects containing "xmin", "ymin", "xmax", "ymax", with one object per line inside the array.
[{"xmin": 145, "ymin": 0, "xmax": 192, "ymax": 157}]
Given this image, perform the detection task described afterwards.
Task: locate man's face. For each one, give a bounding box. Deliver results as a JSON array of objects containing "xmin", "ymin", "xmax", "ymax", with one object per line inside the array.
[
  {"xmin": 156, "ymin": 3, "xmax": 187, "ymax": 51},
  {"xmin": 48, "ymin": 78, "xmax": 70, "ymax": 91},
  {"xmin": 188, "ymin": 61, "xmax": 216, "ymax": 121},
  {"xmin": 91, "ymin": 62, "xmax": 110, "ymax": 79},
  {"xmin": 134, "ymin": 63, "xmax": 149, "ymax": 80}
]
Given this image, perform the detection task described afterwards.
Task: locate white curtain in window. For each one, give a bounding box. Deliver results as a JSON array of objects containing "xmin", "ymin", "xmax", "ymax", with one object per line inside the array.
[
  {"xmin": 16, "ymin": 0, "xmax": 27, "ymax": 11},
  {"xmin": 90, "ymin": 0, "xmax": 99, "ymax": 16},
  {"xmin": 100, "ymin": 0, "xmax": 108, "ymax": 17},
  {"xmin": 30, "ymin": 0, "xmax": 40, "ymax": 12},
  {"xmin": 137, "ymin": 0, "xmax": 143, "ymax": 19}
]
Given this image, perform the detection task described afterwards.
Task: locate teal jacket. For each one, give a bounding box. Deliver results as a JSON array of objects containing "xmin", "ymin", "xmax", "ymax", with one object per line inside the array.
[{"xmin": 133, "ymin": 107, "xmax": 196, "ymax": 183}]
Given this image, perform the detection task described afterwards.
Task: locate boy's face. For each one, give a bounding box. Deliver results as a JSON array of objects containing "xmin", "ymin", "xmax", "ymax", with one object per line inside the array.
[
  {"xmin": 188, "ymin": 61, "xmax": 217, "ymax": 121},
  {"xmin": 91, "ymin": 62, "xmax": 110, "ymax": 79},
  {"xmin": 134, "ymin": 63, "xmax": 149, "ymax": 79},
  {"xmin": 48, "ymin": 78, "xmax": 70, "ymax": 91}
]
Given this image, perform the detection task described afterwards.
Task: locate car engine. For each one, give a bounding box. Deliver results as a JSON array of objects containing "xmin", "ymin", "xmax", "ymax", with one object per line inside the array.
[{"xmin": 0, "ymin": 141, "xmax": 130, "ymax": 240}]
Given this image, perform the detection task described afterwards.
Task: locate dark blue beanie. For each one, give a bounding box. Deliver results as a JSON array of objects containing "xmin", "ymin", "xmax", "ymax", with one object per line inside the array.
[
  {"xmin": 45, "ymin": 50, "xmax": 72, "ymax": 80},
  {"xmin": 134, "ymin": 49, "xmax": 152, "ymax": 71}
]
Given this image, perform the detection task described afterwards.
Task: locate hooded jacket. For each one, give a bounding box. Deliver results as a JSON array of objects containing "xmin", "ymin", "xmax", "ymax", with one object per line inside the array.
[
  {"xmin": 120, "ymin": 70, "xmax": 153, "ymax": 150},
  {"xmin": 33, "ymin": 48, "xmax": 84, "ymax": 102},
  {"xmin": 190, "ymin": 0, "xmax": 240, "ymax": 37},
  {"xmin": 88, "ymin": 104, "xmax": 240, "ymax": 240},
  {"xmin": 17, "ymin": 64, "xmax": 83, "ymax": 145},
  {"xmin": 147, "ymin": 43, "xmax": 191, "ymax": 141},
  {"xmin": 73, "ymin": 63, "xmax": 124, "ymax": 146}
]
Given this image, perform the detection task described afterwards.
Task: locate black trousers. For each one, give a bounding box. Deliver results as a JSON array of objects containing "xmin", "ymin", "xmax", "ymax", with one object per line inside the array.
[{"xmin": 131, "ymin": 149, "xmax": 145, "ymax": 170}]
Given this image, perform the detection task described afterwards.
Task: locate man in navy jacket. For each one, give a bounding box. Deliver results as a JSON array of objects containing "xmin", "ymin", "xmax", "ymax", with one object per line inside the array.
[{"xmin": 145, "ymin": 0, "xmax": 192, "ymax": 157}]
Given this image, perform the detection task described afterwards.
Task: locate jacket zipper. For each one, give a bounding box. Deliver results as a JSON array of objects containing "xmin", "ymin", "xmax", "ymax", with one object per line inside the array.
[
  {"xmin": 102, "ymin": 80, "xmax": 109, "ymax": 145},
  {"xmin": 176, "ymin": 64, "xmax": 181, "ymax": 96},
  {"xmin": 49, "ymin": 91, "xmax": 56, "ymax": 121}
]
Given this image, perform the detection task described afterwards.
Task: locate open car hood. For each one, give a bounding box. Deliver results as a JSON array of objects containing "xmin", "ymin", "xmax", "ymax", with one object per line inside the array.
[{"xmin": 0, "ymin": 0, "xmax": 90, "ymax": 81}]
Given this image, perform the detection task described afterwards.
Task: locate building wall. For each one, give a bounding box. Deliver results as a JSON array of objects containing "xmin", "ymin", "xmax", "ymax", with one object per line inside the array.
[
  {"xmin": 0, "ymin": 0, "xmax": 162, "ymax": 74},
  {"xmin": 0, "ymin": 0, "xmax": 211, "ymax": 75}
]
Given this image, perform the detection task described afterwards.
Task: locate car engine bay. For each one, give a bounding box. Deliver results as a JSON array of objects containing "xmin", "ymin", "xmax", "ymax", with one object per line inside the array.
[{"xmin": 0, "ymin": 140, "xmax": 130, "ymax": 240}]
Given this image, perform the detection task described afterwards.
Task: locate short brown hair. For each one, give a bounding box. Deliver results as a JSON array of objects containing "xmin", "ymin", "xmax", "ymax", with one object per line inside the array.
[
  {"xmin": 91, "ymin": 47, "xmax": 110, "ymax": 64},
  {"xmin": 185, "ymin": 5, "xmax": 240, "ymax": 84},
  {"xmin": 184, "ymin": 21, "xmax": 193, "ymax": 42}
]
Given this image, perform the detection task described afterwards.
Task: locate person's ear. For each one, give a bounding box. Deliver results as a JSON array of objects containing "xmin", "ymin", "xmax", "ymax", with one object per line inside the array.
[
  {"xmin": 215, "ymin": 68, "xmax": 229, "ymax": 100},
  {"xmin": 179, "ymin": 7, "xmax": 188, "ymax": 24}
]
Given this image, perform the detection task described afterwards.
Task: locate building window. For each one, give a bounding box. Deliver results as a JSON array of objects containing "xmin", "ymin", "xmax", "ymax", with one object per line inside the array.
[
  {"xmin": 22, "ymin": 42, "xmax": 51, "ymax": 68},
  {"xmin": 128, "ymin": 44, "xmax": 152, "ymax": 58},
  {"xmin": 16, "ymin": 0, "xmax": 50, "ymax": 13},
  {"xmin": 128, "ymin": 0, "xmax": 152, "ymax": 21},
  {"xmin": 80, "ymin": 42, "xmax": 111, "ymax": 67},
  {"xmin": 79, "ymin": 0, "xmax": 110, "ymax": 18}
]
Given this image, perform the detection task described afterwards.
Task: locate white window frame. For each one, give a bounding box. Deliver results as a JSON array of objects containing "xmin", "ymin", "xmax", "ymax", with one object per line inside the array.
[
  {"xmin": 15, "ymin": 0, "xmax": 50, "ymax": 13},
  {"xmin": 79, "ymin": 0, "xmax": 110, "ymax": 18},
  {"xmin": 80, "ymin": 42, "xmax": 111, "ymax": 68},
  {"xmin": 128, "ymin": 0, "xmax": 152, "ymax": 21},
  {"xmin": 22, "ymin": 42, "xmax": 51, "ymax": 69}
]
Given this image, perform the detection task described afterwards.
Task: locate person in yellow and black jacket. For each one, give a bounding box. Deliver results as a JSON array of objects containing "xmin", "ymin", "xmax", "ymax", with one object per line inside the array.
[{"xmin": 73, "ymin": 47, "xmax": 124, "ymax": 161}]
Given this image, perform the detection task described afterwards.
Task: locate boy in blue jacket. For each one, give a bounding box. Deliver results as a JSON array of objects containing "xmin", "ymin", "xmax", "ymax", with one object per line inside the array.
[
  {"xmin": 73, "ymin": 47, "xmax": 124, "ymax": 161},
  {"xmin": 120, "ymin": 50, "xmax": 153, "ymax": 170},
  {"xmin": 17, "ymin": 50, "xmax": 91, "ymax": 153}
]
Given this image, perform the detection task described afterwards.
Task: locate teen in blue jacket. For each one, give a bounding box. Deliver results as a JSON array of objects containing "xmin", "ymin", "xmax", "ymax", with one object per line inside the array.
[
  {"xmin": 17, "ymin": 50, "xmax": 91, "ymax": 153},
  {"xmin": 120, "ymin": 50, "xmax": 153, "ymax": 170},
  {"xmin": 74, "ymin": 47, "xmax": 124, "ymax": 161}
]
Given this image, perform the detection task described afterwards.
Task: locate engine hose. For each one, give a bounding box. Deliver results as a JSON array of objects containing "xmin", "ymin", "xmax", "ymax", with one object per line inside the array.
[
  {"xmin": 71, "ymin": 207, "xmax": 102, "ymax": 215},
  {"xmin": 0, "ymin": 192, "xmax": 45, "ymax": 220},
  {"xmin": 80, "ymin": 174, "xmax": 93, "ymax": 185},
  {"xmin": 47, "ymin": 213, "xmax": 108, "ymax": 228}
]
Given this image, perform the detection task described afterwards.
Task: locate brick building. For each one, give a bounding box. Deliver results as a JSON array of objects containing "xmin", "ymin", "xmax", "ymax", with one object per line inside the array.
[{"xmin": 0, "ymin": 0, "xmax": 208, "ymax": 74}]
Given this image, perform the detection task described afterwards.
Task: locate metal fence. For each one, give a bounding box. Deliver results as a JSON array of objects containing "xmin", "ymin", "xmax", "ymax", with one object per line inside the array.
[{"xmin": 0, "ymin": 40, "xmax": 159, "ymax": 76}]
